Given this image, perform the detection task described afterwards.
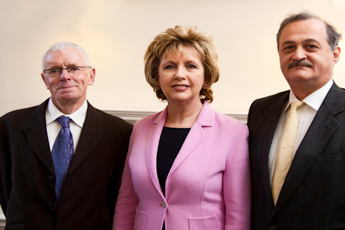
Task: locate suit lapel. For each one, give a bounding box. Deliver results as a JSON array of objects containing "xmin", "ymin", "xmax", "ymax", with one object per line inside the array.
[
  {"xmin": 274, "ymin": 83, "xmax": 343, "ymax": 214},
  {"xmin": 258, "ymin": 92, "xmax": 289, "ymax": 208},
  {"xmin": 146, "ymin": 109, "xmax": 167, "ymax": 196},
  {"xmin": 145, "ymin": 102, "xmax": 213, "ymax": 197},
  {"xmin": 168, "ymin": 102, "xmax": 213, "ymax": 176},
  {"xmin": 23, "ymin": 99, "xmax": 55, "ymax": 174},
  {"xmin": 23, "ymin": 101, "xmax": 106, "ymax": 175},
  {"xmin": 68, "ymin": 103, "xmax": 105, "ymax": 174}
]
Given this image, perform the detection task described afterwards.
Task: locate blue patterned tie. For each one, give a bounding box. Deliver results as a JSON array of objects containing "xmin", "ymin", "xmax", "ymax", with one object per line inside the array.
[{"xmin": 52, "ymin": 116, "xmax": 74, "ymax": 203}]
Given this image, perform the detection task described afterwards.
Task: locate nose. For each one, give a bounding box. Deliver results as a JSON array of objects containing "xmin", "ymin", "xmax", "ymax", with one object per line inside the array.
[
  {"xmin": 60, "ymin": 68, "xmax": 71, "ymax": 80},
  {"xmin": 291, "ymin": 46, "xmax": 307, "ymax": 61},
  {"xmin": 174, "ymin": 66, "xmax": 186, "ymax": 80}
]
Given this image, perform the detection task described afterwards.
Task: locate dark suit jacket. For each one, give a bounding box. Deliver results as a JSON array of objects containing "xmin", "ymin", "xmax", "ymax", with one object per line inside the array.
[
  {"xmin": 0, "ymin": 99, "xmax": 132, "ymax": 230},
  {"xmin": 248, "ymin": 82, "xmax": 345, "ymax": 230}
]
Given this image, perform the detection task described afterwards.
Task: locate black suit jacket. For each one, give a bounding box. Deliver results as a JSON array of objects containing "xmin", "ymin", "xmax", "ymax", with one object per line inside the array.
[
  {"xmin": 0, "ymin": 99, "xmax": 132, "ymax": 230},
  {"xmin": 248, "ymin": 82, "xmax": 345, "ymax": 230}
]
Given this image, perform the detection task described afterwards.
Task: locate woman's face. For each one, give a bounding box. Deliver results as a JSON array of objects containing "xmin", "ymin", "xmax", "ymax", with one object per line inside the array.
[{"xmin": 158, "ymin": 47, "xmax": 205, "ymax": 107}]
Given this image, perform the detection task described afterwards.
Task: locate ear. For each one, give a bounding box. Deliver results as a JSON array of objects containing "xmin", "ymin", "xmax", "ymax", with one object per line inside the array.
[
  {"xmin": 333, "ymin": 46, "xmax": 341, "ymax": 65},
  {"xmin": 88, "ymin": 68, "xmax": 96, "ymax": 86},
  {"xmin": 41, "ymin": 73, "xmax": 49, "ymax": 89}
]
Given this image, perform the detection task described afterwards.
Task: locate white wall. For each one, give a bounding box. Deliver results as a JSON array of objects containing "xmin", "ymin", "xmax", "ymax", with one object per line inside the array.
[{"xmin": 1, "ymin": 0, "xmax": 345, "ymax": 118}]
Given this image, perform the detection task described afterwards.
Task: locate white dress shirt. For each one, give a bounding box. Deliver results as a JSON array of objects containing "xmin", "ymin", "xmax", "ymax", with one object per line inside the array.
[
  {"xmin": 45, "ymin": 99, "xmax": 88, "ymax": 153},
  {"xmin": 268, "ymin": 79, "xmax": 333, "ymax": 184}
]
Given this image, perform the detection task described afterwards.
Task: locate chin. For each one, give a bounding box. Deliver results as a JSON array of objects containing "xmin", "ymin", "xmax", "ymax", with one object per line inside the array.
[
  {"xmin": 170, "ymin": 96, "xmax": 201, "ymax": 106},
  {"xmin": 57, "ymin": 94, "xmax": 81, "ymax": 101},
  {"xmin": 285, "ymin": 74, "xmax": 314, "ymax": 82}
]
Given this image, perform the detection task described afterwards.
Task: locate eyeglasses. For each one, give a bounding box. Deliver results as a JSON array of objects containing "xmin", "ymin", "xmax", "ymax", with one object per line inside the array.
[{"xmin": 43, "ymin": 66, "xmax": 92, "ymax": 77}]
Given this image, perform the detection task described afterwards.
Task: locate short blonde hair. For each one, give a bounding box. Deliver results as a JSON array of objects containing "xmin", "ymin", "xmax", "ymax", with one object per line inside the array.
[{"xmin": 144, "ymin": 25, "xmax": 220, "ymax": 103}]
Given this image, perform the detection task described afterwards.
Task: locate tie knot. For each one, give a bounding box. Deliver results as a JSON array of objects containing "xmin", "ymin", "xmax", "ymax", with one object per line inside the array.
[
  {"xmin": 290, "ymin": 101, "xmax": 305, "ymax": 111},
  {"xmin": 57, "ymin": 116, "xmax": 71, "ymax": 129}
]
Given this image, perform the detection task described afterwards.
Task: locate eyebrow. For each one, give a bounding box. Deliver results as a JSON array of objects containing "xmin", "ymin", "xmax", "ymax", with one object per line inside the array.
[
  {"xmin": 281, "ymin": 40, "xmax": 296, "ymax": 48},
  {"xmin": 303, "ymin": 39, "xmax": 322, "ymax": 47},
  {"xmin": 44, "ymin": 65, "xmax": 61, "ymax": 70},
  {"xmin": 281, "ymin": 39, "xmax": 322, "ymax": 48},
  {"xmin": 45, "ymin": 63, "xmax": 80, "ymax": 69}
]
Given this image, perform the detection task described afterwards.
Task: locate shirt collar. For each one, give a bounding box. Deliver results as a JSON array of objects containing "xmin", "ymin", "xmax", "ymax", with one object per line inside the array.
[
  {"xmin": 46, "ymin": 99, "xmax": 88, "ymax": 128},
  {"xmin": 285, "ymin": 79, "xmax": 333, "ymax": 112}
]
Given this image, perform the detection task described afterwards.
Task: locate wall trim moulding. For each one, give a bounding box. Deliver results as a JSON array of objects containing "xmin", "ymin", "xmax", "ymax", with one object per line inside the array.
[{"xmin": 102, "ymin": 109, "xmax": 248, "ymax": 124}]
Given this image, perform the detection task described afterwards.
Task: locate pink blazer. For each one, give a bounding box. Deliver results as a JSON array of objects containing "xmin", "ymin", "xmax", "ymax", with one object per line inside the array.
[{"xmin": 113, "ymin": 102, "xmax": 251, "ymax": 230}]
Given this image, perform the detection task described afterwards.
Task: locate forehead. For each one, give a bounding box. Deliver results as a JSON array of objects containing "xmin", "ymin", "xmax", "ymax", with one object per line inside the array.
[
  {"xmin": 44, "ymin": 48, "xmax": 85, "ymax": 67},
  {"xmin": 162, "ymin": 46, "xmax": 201, "ymax": 61},
  {"xmin": 279, "ymin": 18, "xmax": 328, "ymax": 46}
]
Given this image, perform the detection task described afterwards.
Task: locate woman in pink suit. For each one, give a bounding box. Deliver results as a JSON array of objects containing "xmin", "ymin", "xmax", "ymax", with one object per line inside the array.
[{"xmin": 113, "ymin": 25, "xmax": 251, "ymax": 230}]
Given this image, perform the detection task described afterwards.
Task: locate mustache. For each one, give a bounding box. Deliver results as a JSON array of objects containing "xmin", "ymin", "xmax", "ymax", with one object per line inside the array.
[{"xmin": 287, "ymin": 60, "xmax": 313, "ymax": 69}]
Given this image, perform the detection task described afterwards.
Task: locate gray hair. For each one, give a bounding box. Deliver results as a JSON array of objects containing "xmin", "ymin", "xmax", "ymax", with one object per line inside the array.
[
  {"xmin": 276, "ymin": 12, "xmax": 342, "ymax": 51},
  {"xmin": 42, "ymin": 42, "xmax": 91, "ymax": 70}
]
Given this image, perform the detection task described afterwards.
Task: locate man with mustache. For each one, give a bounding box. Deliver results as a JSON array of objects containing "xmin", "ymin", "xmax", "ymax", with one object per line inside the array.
[
  {"xmin": 248, "ymin": 12, "xmax": 344, "ymax": 229},
  {"xmin": 0, "ymin": 42, "xmax": 132, "ymax": 229}
]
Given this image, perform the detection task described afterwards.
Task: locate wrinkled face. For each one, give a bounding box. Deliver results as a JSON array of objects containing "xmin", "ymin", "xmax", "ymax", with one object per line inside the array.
[
  {"xmin": 158, "ymin": 47, "xmax": 205, "ymax": 106},
  {"xmin": 41, "ymin": 48, "xmax": 95, "ymax": 108},
  {"xmin": 279, "ymin": 18, "xmax": 340, "ymax": 92}
]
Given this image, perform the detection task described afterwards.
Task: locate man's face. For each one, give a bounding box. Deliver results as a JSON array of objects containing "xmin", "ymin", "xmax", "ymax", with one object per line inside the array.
[
  {"xmin": 278, "ymin": 18, "xmax": 340, "ymax": 95},
  {"xmin": 41, "ymin": 48, "xmax": 95, "ymax": 110}
]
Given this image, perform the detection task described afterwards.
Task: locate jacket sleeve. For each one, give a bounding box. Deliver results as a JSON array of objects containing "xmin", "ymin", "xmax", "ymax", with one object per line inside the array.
[
  {"xmin": 107, "ymin": 131, "xmax": 132, "ymax": 226},
  {"xmin": 224, "ymin": 123, "xmax": 251, "ymax": 230},
  {"xmin": 113, "ymin": 128, "xmax": 139, "ymax": 230},
  {"xmin": 0, "ymin": 122, "xmax": 11, "ymax": 216}
]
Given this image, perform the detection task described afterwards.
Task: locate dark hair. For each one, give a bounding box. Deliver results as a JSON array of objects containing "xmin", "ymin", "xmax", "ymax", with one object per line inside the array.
[{"xmin": 276, "ymin": 12, "xmax": 342, "ymax": 51}]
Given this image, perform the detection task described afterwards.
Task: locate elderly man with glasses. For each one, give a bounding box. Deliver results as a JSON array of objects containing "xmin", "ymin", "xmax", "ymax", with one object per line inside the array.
[{"xmin": 0, "ymin": 42, "xmax": 132, "ymax": 230}]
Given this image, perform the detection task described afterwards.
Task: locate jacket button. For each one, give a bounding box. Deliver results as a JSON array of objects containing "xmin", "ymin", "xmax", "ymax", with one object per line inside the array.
[
  {"xmin": 50, "ymin": 203, "xmax": 57, "ymax": 210},
  {"xmin": 270, "ymin": 225, "xmax": 276, "ymax": 230},
  {"xmin": 161, "ymin": 202, "xmax": 166, "ymax": 208},
  {"xmin": 48, "ymin": 176, "xmax": 54, "ymax": 183}
]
